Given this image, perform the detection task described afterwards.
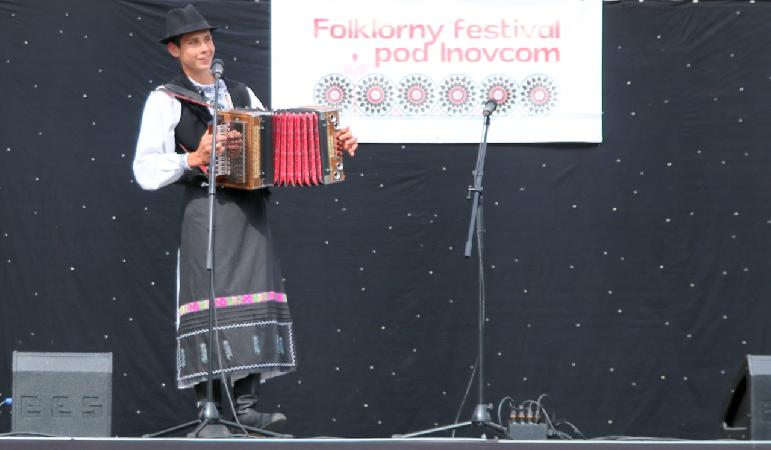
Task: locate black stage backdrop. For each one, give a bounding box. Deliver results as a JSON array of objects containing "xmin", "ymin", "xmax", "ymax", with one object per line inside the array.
[{"xmin": 2, "ymin": 0, "xmax": 771, "ymax": 440}]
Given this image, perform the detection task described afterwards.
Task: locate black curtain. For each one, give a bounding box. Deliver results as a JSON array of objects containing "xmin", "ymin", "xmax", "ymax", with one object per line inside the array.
[{"xmin": 1, "ymin": 0, "xmax": 771, "ymax": 439}]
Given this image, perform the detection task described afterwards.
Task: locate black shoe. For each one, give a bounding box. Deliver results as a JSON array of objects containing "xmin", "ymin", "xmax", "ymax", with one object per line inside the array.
[{"xmin": 235, "ymin": 394, "xmax": 287, "ymax": 432}]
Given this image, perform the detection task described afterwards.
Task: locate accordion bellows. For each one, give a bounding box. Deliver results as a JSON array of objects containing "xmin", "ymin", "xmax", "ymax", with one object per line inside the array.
[{"xmin": 215, "ymin": 107, "xmax": 345, "ymax": 190}]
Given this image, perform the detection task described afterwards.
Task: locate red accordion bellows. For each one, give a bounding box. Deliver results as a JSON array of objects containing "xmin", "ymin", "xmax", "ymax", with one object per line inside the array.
[{"xmin": 272, "ymin": 112, "xmax": 324, "ymax": 186}]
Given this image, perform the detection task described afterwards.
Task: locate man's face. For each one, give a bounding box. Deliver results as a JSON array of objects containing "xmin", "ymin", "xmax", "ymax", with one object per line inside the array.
[{"xmin": 167, "ymin": 30, "xmax": 215, "ymax": 77}]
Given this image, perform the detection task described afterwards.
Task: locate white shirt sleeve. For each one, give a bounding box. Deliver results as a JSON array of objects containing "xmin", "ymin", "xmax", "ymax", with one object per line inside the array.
[
  {"xmin": 247, "ymin": 87, "xmax": 266, "ymax": 111},
  {"xmin": 132, "ymin": 89, "xmax": 186, "ymax": 191}
]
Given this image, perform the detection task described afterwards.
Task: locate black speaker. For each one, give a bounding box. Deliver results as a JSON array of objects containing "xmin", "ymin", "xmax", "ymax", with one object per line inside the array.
[
  {"xmin": 722, "ymin": 354, "xmax": 771, "ymax": 439},
  {"xmin": 12, "ymin": 351, "xmax": 113, "ymax": 437}
]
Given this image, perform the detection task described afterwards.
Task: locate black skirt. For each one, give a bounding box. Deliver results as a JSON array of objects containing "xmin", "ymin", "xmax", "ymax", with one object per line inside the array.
[{"xmin": 175, "ymin": 185, "xmax": 296, "ymax": 388}]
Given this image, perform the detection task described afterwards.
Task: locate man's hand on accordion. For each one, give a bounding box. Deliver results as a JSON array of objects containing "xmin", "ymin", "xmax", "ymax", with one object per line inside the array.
[
  {"xmin": 186, "ymin": 128, "xmax": 242, "ymax": 168},
  {"xmin": 335, "ymin": 126, "xmax": 358, "ymax": 157},
  {"xmin": 223, "ymin": 129, "xmax": 243, "ymax": 152}
]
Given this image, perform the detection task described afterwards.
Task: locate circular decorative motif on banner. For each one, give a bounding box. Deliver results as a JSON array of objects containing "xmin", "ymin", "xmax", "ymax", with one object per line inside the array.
[
  {"xmin": 480, "ymin": 74, "xmax": 518, "ymax": 115},
  {"xmin": 520, "ymin": 74, "xmax": 559, "ymax": 116},
  {"xmin": 314, "ymin": 74, "xmax": 353, "ymax": 112},
  {"xmin": 355, "ymin": 74, "xmax": 395, "ymax": 116},
  {"xmin": 397, "ymin": 74, "xmax": 437, "ymax": 115},
  {"xmin": 439, "ymin": 74, "xmax": 478, "ymax": 116}
]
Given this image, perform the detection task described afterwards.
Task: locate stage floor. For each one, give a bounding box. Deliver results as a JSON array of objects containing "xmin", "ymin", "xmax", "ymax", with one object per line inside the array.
[{"xmin": 0, "ymin": 437, "xmax": 769, "ymax": 450}]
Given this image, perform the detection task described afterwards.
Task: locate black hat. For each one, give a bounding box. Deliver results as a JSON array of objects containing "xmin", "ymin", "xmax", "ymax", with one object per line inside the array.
[{"xmin": 159, "ymin": 4, "xmax": 216, "ymax": 44}]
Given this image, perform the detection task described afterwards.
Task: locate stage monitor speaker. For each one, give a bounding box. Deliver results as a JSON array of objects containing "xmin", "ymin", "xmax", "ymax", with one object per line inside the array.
[
  {"xmin": 722, "ymin": 354, "xmax": 771, "ymax": 439},
  {"xmin": 12, "ymin": 351, "xmax": 112, "ymax": 437}
]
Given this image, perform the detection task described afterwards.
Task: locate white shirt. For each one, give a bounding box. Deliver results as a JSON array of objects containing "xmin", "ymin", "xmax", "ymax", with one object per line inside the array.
[{"xmin": 132, "ymin": 82, "xmax": 264, "ymax": 191}]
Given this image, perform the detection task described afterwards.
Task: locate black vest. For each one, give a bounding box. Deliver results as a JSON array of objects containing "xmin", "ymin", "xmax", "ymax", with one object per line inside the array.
[{"xmin": 164, "ymin": 73, "xmax": 251, "ymax": 185}]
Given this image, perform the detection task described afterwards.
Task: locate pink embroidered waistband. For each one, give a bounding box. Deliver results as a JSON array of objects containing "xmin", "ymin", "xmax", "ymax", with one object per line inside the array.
[{"xmin": 178, "ymin": 291, "xmax": 287, "ymax": 318}]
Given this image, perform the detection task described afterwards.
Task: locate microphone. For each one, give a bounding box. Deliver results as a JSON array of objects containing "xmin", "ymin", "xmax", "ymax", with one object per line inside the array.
[
  {"xmin": 482, "ymin": 99, "xmax": 498, "ymax": 117},
  {"xmin": 211, "ymin": 59, "xmax": 224, "ymax": 78}
]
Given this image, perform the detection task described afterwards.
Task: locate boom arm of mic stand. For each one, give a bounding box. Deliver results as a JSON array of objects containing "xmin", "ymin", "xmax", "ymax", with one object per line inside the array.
[{"xmin": 464, "ymin": 115, "xmax": 491, "ymax": 258}]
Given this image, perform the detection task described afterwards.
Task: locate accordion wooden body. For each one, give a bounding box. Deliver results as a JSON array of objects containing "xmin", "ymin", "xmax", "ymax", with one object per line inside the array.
[{"xmin": 214, "ymin": 107, "xmax": 344, "ymax": 190}]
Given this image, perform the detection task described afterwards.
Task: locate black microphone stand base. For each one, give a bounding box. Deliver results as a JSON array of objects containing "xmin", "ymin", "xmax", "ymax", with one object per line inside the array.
[
  {"xmin": 143, "ymin": 419, "xmax": 291, "ymax": 439},
  {"xmin": 143, "ymin": 401, "xmax": 292, "ymax": 439},
  {"xmin": 393, "ymin": 404, "xmax": 509, "ymax": 439}
]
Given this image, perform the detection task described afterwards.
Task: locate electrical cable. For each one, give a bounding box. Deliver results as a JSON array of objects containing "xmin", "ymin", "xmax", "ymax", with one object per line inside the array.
[
  {"xmin": 592, "ymin": 435, "xmax": 690, "ymax": 441},
  {"xmin": 496, "ymin": 396, "xmax": 515, "ymax": 426},
  {"xmin": 450, "ymin": 355, "xmax": 478, "ymax": 438},
  {"xmin": 540, "ymin": 406, "xmax": 554, "ymax": 430},
  {"xmin": 449, "ymin": 204, "xmax": 492, "ymax": 438},
  {"xmin": 553, "ymin": 430, "xmax": 574, "ymax": 440},
  {"xmin": 494, "ymin": 392, "xmax": 596, "ymax": 441},
  {"xmin": 0, "ymin": 432, "xmax": 58, "ymax": 437},
  {"xmin": 520, "ymin": 398, "xmax": 552, "ymax": 426},
  {"xmin": 554, "ymin": 420, "xmax": 586, "ymax": 439}
]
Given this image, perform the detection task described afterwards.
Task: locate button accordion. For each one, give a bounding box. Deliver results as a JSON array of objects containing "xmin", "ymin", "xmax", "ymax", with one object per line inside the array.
[{"xmin": 214, "ymin": 107, "xmax": 345, "ymax": 190}]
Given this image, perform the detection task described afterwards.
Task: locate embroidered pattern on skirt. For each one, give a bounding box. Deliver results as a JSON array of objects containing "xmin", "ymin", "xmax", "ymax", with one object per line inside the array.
[
  {"xmin": 177, "ymin": 321, "xmax": 296, "ymax": 383},
  {"xmin": 178, "ymin": 291, "xmax": 288, "ymax": 318}
]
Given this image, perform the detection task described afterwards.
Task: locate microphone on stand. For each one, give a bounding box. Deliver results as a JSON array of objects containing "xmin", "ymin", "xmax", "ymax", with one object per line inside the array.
[
  {"xmin": 482, "ymin": 99, "xmax": 498, "ymax": 117},
  {"xmin": 211, "ymin": 58, "xmax": 224, "ymax": 79}
]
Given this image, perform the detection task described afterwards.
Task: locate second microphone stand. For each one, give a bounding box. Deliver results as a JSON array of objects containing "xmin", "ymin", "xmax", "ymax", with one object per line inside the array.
[{"xmin": 399, "ymin": 103, "xmax": 508, "ymax": 439}]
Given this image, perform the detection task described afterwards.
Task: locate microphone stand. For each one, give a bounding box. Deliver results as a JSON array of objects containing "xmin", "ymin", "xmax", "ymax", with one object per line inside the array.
[
  {"xmin": 187, "ymin": 64, "xmax": 232, "ymax": 438},
  {"xmin": 398, "ymin": 105, "xmax": 508, "ymax": 439},
  {"xmin": 145, "ymin": 64, "xmax": 289, "ymax": 439}
]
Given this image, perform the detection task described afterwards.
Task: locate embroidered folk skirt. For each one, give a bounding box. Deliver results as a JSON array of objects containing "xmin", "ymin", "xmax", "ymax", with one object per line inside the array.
[{"xmin": 176, "ymin": 185, "xmax": 296, "ymax": 389}]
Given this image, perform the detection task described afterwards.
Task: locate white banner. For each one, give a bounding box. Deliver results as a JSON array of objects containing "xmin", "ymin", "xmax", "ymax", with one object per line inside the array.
[{"xmin": 271, "ymin": 0, "xmax": 602, "ymax": 143}]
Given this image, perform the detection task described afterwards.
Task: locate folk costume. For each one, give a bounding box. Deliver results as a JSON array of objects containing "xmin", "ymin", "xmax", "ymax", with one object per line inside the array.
[{"xmin": 132, "ymin": 4, "xmax": 294, "ymax": 430}]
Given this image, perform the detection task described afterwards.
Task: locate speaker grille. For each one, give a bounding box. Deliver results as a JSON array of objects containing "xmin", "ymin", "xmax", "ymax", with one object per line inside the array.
[{"xmin": 12, "ymin": 351, "xmax": 112, "ymax": 437}]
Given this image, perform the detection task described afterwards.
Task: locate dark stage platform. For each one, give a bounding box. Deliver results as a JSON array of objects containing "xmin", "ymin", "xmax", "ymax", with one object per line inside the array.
[{"xmin": 0, "ymin": 437, "xmax": 769, "ymax": 450}]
